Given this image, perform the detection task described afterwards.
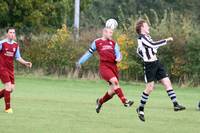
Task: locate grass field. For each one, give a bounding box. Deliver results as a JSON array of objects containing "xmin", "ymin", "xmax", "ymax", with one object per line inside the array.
[{"xmin": 0, "ymin": 75, "xmax": 199, "ymax": 133}]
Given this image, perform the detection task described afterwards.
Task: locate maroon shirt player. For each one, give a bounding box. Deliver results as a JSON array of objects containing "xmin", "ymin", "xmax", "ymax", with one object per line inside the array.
[
  {"xmin": 77, "ymin": 27, "xmax": 134, "ymax": 113},
  {"xmin": 0, "ymin": 28, "xmax": 32, "ymax": 113}
]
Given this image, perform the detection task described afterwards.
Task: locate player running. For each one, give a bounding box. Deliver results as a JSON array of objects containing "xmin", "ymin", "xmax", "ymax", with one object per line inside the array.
[
  {"xmin": 76, "ymin": 25, "xmax": 133, "ymax": 113},
  {"xmin": 0, "ymin": 28, "xmax": 32, "ymax": 113},
  {"xmin": 135, "ymin": 19, "xmax": 186, "ymax": 122}
]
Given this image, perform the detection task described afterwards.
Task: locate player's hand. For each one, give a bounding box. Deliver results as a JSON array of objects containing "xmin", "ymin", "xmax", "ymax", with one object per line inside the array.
[
  {"xmin": 76, "ymin": 62, "xmax": 81, "ymax": 70},
  {"xmin": 24, "ymin": 62, "xmax": 32, "ymax": 68},
  {"xmin": 115, "ymin": 58, "xmax": 122, "ymax": 63},
  {"xmin": 166, "ymin": 37, "xmax": 173, "ymax": 42}
]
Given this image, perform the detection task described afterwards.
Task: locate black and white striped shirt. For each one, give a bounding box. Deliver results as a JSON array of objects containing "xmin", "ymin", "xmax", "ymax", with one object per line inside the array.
[{"xmin": 137, "ymin": 34, "xmax": 167, "ymax": 62}]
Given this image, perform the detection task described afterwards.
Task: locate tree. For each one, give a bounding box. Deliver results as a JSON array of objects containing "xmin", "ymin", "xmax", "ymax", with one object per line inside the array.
[{"xmin": 0, "ymin": 0, "xmax": 67, "ymax": 33}]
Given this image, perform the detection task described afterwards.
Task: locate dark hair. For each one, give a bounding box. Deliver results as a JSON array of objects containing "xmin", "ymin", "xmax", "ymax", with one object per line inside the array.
[
  {"xmin": 6, "ymin": 27, "xmax": 15, "ymax": 33},
  {"xmin": 135, "ymin": 19, "xmax": 146, "ymax": 34}
]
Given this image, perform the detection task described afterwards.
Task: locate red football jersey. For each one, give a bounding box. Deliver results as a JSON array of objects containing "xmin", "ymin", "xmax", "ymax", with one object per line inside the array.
[
  {"xmin": 95, "ymin": 39, "xmax": 116, "ymax": 63},
  {"xmin": 0, "ymin": 40, "xmax": 19, "ymax": 71}
]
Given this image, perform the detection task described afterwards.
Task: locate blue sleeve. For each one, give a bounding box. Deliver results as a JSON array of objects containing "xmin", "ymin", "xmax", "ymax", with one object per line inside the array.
[
  {"xmin": 0, "ymin": 41, "xmax": 3, "ymax": 50},
  {"xmin": 15, "ymin": 47, "xmax": 21, "ymax": 60},
  {"xmin": 78, "ymin": 41, "xmax": 96, "ymax": 65},
  {"xmin": 115, "ymin": 43, "xmax": 121, "ymax": 60}
]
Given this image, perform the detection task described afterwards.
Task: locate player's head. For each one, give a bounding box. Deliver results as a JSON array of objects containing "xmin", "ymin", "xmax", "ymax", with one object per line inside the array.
[
  {"xmin": 136, "ymin": 19, "xmax": 149, "ymax": 35},
  {"xmin": 6, "ymin": 27, "xmax": 16, "ymax": 40},
  {"xmin": 102, "ymin": 28, "xmax": 114, "ymax": 39}
]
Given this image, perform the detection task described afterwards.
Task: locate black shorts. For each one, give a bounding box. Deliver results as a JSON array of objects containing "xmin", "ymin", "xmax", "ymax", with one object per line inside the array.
[{"xmin": 144, "ymin": 60, "xmax": 168, "ymax": 83}]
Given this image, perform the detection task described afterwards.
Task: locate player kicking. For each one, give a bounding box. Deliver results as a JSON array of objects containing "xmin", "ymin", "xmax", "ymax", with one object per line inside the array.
[
  {"xmin": 76, "ymin": 20, "xmax": 133, "ymax": 113},
  {"xmin": 0, "ymin": 28, "xmax": 32, "ymax": 113},
  {"xmin": 135, "ymin": 19, "xmax": 186, "ymax": 122}
]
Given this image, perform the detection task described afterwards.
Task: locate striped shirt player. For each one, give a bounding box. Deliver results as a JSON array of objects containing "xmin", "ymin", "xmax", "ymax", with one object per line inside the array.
[
  {"xmin": 137, "ymin": 34, "xmax": 167, "ymax": 62},
  {"xmin": 137, "ymin": 34, "xmax": 169, "ymax": 83},
  {"xmin": 0, "ymin": 28, "xmax": 32, "ymax": 113},
  {"xmin": 135, "ymin": 20, "xmax": 185, "ymax": 122},
  {"xmin": 77, "ymin": 28, "xmax": 133, "ymax": 113}
]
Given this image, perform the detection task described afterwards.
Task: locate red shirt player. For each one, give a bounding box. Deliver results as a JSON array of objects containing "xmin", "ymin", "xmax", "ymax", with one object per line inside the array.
[
  {"xmin": 0, "ymin": 28, "xmax": 32, "ymax": 113},
  {"xmin": 77, "ymin": 27, "xmax": 133, "ymax": 113}
]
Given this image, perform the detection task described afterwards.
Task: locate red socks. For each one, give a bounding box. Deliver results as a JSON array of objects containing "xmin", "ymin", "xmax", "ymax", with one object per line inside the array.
[
  {"xmin": 99, "ymin": 92, "xmax": 113, "ymax": 105},
  {"xmin": 0, "ymin": 89, "xmax": 5, "ymax": 99},
  {"xmin": 99, "ymin": 88, "xmax": 127, "ymax": 105},
  {"xmin": 4, "ymin": 90, "xmax": 11, "ymax": 110},
  {"xmin": 114, "ymin": 88, "xmax": 127, "ymax": 104}
]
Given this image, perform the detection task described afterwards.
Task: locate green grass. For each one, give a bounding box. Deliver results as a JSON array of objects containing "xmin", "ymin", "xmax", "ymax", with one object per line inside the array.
[{"xmin": 0, "ymin": 75, "xmax": 199, "ymax": 133}]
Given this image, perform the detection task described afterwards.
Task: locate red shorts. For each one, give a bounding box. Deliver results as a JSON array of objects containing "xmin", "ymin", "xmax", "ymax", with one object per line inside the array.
[
  {"xmin": 0, "ymin": 68, "xmax": 15, "ymax": 84},
  {"xmin": 99, "ymin": 62, "xmax": 119, "ymax": 82}
]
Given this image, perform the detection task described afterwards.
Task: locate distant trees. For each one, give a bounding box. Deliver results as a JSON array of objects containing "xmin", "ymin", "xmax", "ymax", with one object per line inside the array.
[
  {"xmin": 81, "ymin": 0, "xmax": 200, "ymax": 29},
  {"xmin": 0, "ymin": 0, "xmax": 69, "ymax": 33},
  {"xmin": 0, "ymin": 0, "xmax": 92, "ymax": 33},
  {"xmin": 1, "ymin": 0, "xmax": 200, "ymax": 33}
]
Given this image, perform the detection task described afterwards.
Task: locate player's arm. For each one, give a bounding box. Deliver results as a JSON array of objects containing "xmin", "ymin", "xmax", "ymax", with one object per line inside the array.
[
  {"xmin": 15, "ymin": 47, "xmax": 32, "ymax": 68},
  {"xmin": 141, "ymin": 35, "xmax": 173, "ymax": 48},
  {"xmin": 115, "ymin": 43, "xmax": 122, "ymax": 62},
  {"xmin": 76, "ymin": 41, "xmax": 96, "ymax": 67}
]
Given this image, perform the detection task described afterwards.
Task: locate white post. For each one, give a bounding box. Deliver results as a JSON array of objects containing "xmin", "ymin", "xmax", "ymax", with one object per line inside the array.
[{"xmin": 74, "ymin": 0, "xmax": 80, "ymax": 41}]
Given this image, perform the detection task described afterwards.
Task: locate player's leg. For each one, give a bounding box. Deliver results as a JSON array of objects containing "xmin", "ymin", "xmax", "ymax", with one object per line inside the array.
[
  {"xmin": 136, "ymin": 61, "xmax": 157, "ymax": 122},
  {"xmin": 160, "ymin": 77, "xmax": 186, "ymax": 111},
  {"xmin": 96, "ymin": 66, "xmax": 116, "ymax": 113},
  {"xmin": 110, "ymin": 77, "xmax": 126, "ymax": 103},
  {"xmin": 98, "ymin": 85, "xmax": 115, "ymax": 105},
  {"xmin": 96, "ymin": 85, "xmax": 115, "ymax": 113},
  {"xmin": 137, "ymin": 81, "xmax": 154, "ymax": 122},
  {"xmin": 0, "ymin": 89, "xmax": 5, "ymax": 99},
  {"xmin": 4, "ymin": 82, "xmax": 13, "ymax": 113},
  {"xmin": 96, "ymin": 64, "xmax": 133, "ymax": 113},
  {"xmin": 160, "ymin": 77, "xmax": 177, "ymax": 104},
  {"xmin": 0, "ymin": 71, "xmax": 13, "ymax": 113},
  {"xmin": 96, "ymin": 77, "xmax": 134, "ymax": 113},
  {"xmin": 138, "ymin": 81, "xmax": 154, "ymax": 111},
  {"xmin": 109, "ymin": 77, "xmax": 134, "ymax": 107},
  {"xmin": 156, "ymin": 61, "xmax": 186, "ymax": 111}
]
